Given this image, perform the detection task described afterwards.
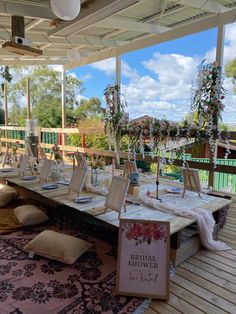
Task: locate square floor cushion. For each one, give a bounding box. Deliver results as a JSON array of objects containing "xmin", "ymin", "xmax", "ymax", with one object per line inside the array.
[
  {"xmin": 14, "ymin": 205, "xmax": 48, "ymax": 226},
  {"xmin": 24, "ymin": 230, "xmax": 92, "ymax": 264},
  {"xmin": 0, "ymin": 183, "xmax": 18, "ymax": 207}
]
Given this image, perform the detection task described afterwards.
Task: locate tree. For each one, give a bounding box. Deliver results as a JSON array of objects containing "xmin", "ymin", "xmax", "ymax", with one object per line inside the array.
[
  {"xmin": 8, "ymin": 66, "xmax": 83, "ymax": 127},
  {"xmin": 74, "ymin": 97, "xmax": 106, "ymax": 122},
  {"xmin": 225, "ymin": 57, "xmax": 236, "ymax": 93}
]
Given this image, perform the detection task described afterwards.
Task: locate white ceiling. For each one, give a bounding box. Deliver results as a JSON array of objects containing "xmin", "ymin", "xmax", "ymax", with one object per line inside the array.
[{"xmin": 0, "ymin": 0, "xmax": 235, "ymax": 68}]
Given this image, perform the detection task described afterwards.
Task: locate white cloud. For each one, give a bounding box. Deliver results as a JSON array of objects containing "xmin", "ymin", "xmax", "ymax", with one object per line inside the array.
[
  {"xmin": 89, "ymin": 23, "xmax": 236, "ymax": 123},
  {"xmin": 76, "ymin": 94, "xmax": 88, "ymax": 102},
  {"xmin": 90, "ymin": 58, "xmax": 115, "ymax": 76}
]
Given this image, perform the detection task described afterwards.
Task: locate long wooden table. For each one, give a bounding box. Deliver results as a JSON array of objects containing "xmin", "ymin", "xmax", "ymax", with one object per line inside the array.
[{"xmin": 2, "ymin": 168, "xmax": 232, "ymax": 266}]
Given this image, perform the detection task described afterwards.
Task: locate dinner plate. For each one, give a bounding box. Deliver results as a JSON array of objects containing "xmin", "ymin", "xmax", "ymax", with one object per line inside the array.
[
  {"xmin": 166, "ymin": 187, "xmax": 181, "ymax": 194},
  {"xmin": 74, "ymin": 197, "xmax": 92, "ymax": 203},
  {"xmin": 1, "ymin": 168, "xmax": 13, "ymax": 172},
  {"xmin": 22, "ymin": 175, "xmax": 37, "ymax": 180},
  {"xmin": 42, "ymin": 183, "xmax": 58, "ymax": 190}
]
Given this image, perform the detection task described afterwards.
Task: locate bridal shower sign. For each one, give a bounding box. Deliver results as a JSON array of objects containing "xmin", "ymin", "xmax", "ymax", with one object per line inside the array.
[{"xmin": 116, "ymin": 219, "xmax": 170, "ymax": 299}]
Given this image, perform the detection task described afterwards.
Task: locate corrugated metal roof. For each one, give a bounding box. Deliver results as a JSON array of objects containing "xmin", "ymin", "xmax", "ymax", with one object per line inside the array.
[{"xmin": 0, "ymin": 0, "xmax": 235, "ymax": 67}]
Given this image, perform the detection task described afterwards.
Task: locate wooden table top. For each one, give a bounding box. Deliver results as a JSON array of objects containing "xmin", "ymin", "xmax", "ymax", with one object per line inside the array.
[{"xmin": 3, "ymin": 168, "xmax": 232, "ymax": 235}]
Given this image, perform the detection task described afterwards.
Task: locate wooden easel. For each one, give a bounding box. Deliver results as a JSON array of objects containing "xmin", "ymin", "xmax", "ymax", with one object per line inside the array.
[
  {"xmin": 182, "ymin": 163, "xmax": 201, "ymax": 198},
  {"xmin": 122, "ymin": 160, "xmax": 137, "ymax": 179}
]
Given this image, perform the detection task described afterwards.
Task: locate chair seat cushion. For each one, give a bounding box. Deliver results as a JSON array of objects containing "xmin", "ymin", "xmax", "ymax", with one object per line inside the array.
[
  {"xmin": 24, "ymin": 230, "xmax": 92, "ymax": 264},
  {"xmin": 14, "ymin": 205, "xmax": 48, "ymax": 226}
]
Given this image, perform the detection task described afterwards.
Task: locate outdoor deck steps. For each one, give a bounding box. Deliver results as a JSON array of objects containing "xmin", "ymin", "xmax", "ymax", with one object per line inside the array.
[{"xmin": 144, "ymin": 195, "xmax": 236, "ymax": 314}]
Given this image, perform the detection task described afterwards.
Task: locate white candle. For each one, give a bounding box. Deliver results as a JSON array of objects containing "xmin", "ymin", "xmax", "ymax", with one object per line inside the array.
[{"xmin": 133, "ymin": 186, "xmax": 140, "ymax": 199}]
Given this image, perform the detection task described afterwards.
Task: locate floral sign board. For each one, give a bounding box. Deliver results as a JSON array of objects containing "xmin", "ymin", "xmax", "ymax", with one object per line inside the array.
[{"xmin": 116, "ymin": 219, "xmax": 170, "ymax": 299}]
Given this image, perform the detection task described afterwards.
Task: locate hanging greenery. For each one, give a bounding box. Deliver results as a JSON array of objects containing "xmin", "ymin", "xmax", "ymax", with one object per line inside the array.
[
  {"xmin": 191, "ymin": 60, "xmax": 226, "ymax": 135},
  {"xmin": 104, "ymin": 84, "xmax": 127, "ymax": 157},
  {"xmin": 104, "ymin": 61, "xmax": 229, "ymax": 166},
  {"xmin": 0, "ymin": 66, "xmax": 12, "ymax": 90}
]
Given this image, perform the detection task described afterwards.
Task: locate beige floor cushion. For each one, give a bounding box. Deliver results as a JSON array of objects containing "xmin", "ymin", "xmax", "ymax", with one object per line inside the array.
[
  {"xmin": 14, "ymin": 205, "xmax": 48, "ymax": 226},
  {"xmin": 24, "ymin": 230, "xmax": 92, "ymax": 264},
  {"xmin": 0, "ymin": 183, "xmax": 18, "ymax": 207}
]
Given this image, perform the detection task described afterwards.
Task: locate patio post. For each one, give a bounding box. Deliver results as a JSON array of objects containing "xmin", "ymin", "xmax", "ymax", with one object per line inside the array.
[
  {"xmin": 61, "ymin": 68, "xmax": 66, "ymax": 156},
  {"xmin": 208, "ymin": 22, "xmax": 225, "ymax": 188},
  {"xmin": 116, "ymin": 55, "xmax": 121, "ymax": 86},
  {"xmin": 4, "ymin": 83, "xmax": 8, "ymax": 150},
  {"xmin": 26, "ymin": 78, "xmax": 31, "ymax": 119}
]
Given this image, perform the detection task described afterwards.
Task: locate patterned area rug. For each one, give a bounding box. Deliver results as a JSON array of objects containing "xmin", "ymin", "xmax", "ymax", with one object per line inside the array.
[{"xmin": 0, "ymin": 217, "xmax": 146, "ymax": 314}]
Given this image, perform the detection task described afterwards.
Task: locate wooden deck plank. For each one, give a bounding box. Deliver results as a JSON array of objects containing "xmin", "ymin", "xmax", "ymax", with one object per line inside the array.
[
  {"xmin": 150, "ymin": 300, "xmax": 182, "ymax": 314},
  {"xmin": 193, "ymin": 253, "xmax": 236, "ymax": 276},
  {"xmin": 198, "ymin": 251, "xmax": 236, "ymax": 268},
  {"xmin": 180, "ymin": 260, "xmax": 236, "ymax": 294},
  {"xmin": 158, "ymin": 293, "xmax": 205, "ymax": 314},
  {"xmin": 172, "ymin": 273, "xmax": 236, "ymax": 313},
  {"xmin": 169, "ymin": 282, "xmax": 228, "ymax": 314},
  {"xmin": 188, "ymin": 256, "xmax": 236, "ymax": 284}
]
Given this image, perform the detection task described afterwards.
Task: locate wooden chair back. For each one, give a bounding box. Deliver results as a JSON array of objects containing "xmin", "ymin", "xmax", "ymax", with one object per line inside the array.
[
  {"xmin": 105, "ymin": 176, "xmax": 130, "ymax": 219},
  {"xmin": 39, "ymin": 159, "xmax": 53, "ymax": 182},
  {"xmin": 122, "ymin": 160, "xmax": 137, "ymax": 179},
  {"xmin": 69, "ymin": 166, "xmax": 87, "ymax": 194},
  {"xmin": 181, "ymin": 165, "xmax": 201, "ymax": 198}
]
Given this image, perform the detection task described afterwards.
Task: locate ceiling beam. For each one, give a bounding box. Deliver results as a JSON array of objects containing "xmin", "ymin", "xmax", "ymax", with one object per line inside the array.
[
  {"xmin": 65, "ymin": 7, "xmax": 236, "ymax": 69},
  {"xmin": 25, "ymin": 19, "xmax": 45, "ymax": 31},
  {"xmin": 95, "ymin": 17, "xmax": 170, "ymax": 34},
  {"xmin": 0, "ymin": 31, "xmax": 126, "ymax": 48},
  {"xmin": 0, "ymin": 1, "xmax": 54, "ymax": 20},
  {"xmin": 48, "ymin": 0, "xmax": 140, "ymax": 37},
  {"xmin": 178, "ymin": 0, "xmax": 230, "ymax": 14}
]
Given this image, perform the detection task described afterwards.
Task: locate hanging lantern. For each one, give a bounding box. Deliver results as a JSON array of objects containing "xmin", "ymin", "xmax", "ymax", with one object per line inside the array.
[
  {"xmin": 50, "ymin": 0, "xmax": 81, "ymax": 21},
  {"xmin": 67, "ymin": 48, "xmax": 81, "ymax": 62}
]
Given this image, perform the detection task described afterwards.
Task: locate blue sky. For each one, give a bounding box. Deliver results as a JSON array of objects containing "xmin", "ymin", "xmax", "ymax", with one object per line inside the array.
[{"xmin": 69, "ymin": 23, "xmax": 236, "ymax": 124}]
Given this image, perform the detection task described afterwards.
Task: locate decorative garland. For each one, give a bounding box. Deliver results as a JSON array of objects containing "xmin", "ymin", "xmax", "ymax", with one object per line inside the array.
[{"xmin": 104, "ymin": 61, "xmax": 229, "ymax": 165}]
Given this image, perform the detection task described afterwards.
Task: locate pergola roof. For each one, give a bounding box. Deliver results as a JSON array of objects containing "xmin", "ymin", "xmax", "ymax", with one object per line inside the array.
[{"xmin": 0, "ymin": 0, "xmax": 236, "ymax": 69}]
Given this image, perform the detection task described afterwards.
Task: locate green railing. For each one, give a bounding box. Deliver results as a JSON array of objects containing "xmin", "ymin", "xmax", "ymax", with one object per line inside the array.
[{"xmin": 190, "ymin": 157, "xmax": 236, "ymax": 193}]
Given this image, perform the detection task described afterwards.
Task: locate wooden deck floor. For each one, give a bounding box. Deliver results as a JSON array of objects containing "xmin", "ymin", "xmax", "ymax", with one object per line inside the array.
[{"xmin": 145, "ymin": 195, "xmax": 236, "ymax": 314}]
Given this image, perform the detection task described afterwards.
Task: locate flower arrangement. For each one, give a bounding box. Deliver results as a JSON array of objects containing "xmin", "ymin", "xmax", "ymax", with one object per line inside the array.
[
  {"xmin": 87, "ymin": 155, "xmax": 105, "ymax": 170},
  {"xmin": 122, "ymin": 222, "xmax": 168, "ymax": 245},
  {"xmin": 191, "ymin": 60, "xmax": 226, "ymax": 136},
  {"xmin": 50, "ymin": 143, "xmax": 63, "ymax": 162},
  {"xmin": 104, "ymin": 61, "xmax": 228, "ymax": 165}
]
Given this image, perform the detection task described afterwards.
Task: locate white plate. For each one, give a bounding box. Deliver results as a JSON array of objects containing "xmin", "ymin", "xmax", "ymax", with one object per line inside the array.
[
  {"xmin": 74, "ymin": 197, "xmax": 92, "ymax": 203},
  {"xmin": 22, "ymin": 176, "xmax": 37, "ymax": 180},
  {"xmin": 166, "ymin": 187, "xmax": 181, "ymax": 194},
  {"xmin": 42, "ymin": 183, "xmax": 58, "ymax": 190},
  {"xmin": 1, "ymin": 168, "xmax": 13, "ymax": 172}
]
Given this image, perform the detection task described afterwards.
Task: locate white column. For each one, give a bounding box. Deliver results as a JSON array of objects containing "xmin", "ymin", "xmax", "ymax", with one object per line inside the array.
[
  {"xmin": 61, "ymin": 68, "xmax": 66, "ymax": 151},
  {"xmin": 115, "ymin": 55, "xmax": 121, "ymax": 86},
  {"xmin": 216, "ymin": 22, "xmax": 225, "ymax": 66}
]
